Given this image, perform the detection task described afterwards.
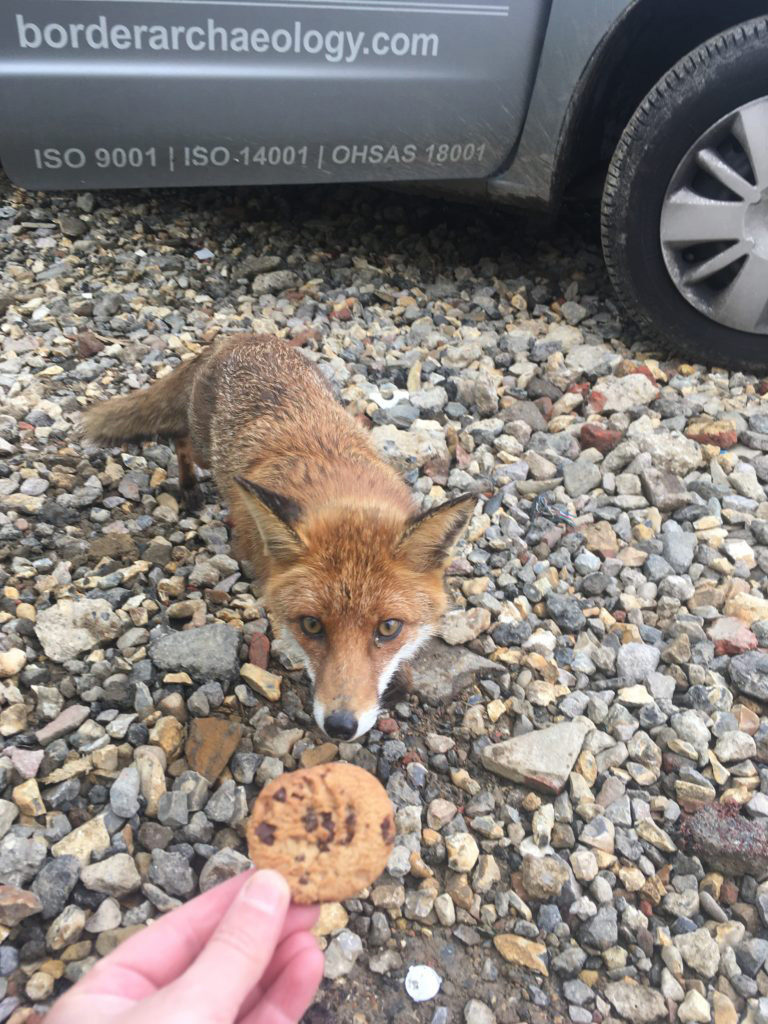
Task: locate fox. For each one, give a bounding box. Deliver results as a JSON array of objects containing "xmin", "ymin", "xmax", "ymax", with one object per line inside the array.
[{"xmin": 79, "ymin": 333, "xmax": 477, "ymax": 740}]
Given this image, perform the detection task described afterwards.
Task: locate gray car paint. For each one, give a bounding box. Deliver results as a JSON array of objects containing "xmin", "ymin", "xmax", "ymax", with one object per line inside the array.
[
  {"xmin": 0, "ymin": 0, "xmax": 538, "ymax": 189},
  {"xmin": 489, "ymin": 0, "xmax": 633, "ymax": 205},
  {"xmin": 0, "ymin": 0, "xmax": 632, "ymax": 196},
  {"xmin": 0, "ymin": 0, "xmax": 632, "ymax": 197}
]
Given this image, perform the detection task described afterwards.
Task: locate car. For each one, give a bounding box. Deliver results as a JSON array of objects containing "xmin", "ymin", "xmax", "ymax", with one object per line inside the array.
[{"xmin": 2, "ymin": 1, "xmax": 767, "ymax": 369}]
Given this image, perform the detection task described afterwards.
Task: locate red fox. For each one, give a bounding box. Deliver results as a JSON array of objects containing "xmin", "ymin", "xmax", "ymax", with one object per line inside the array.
[{"xmin": 80, "ymin": 333, "xmax": 477, "ymax": 740}]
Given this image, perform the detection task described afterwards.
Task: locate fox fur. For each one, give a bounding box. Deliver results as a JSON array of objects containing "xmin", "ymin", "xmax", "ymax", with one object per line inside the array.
[{"xmin": 80, "ymin": 333, "xmax": 477, "ymax": 739}]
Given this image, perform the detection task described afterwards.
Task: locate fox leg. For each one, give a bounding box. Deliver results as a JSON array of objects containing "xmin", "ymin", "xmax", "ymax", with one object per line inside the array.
[{"xmin": 174, "ymin": 437, "xmax": 205, "ymax": 511}]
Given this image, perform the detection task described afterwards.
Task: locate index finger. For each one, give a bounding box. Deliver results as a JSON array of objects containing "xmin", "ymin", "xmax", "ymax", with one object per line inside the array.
[{"xmin": 78, "ymin": 869, "xmax": 318, "ymax": 994}]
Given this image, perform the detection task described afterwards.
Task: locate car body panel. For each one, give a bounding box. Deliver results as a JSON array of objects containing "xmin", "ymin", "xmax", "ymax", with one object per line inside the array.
[
  {"xmin": 488, "ymin": 0, "xmax": 634, "ymax": 205},
  {"xmin": 0, "ymin": 0, "xmax": 553, "ymax": 190}
]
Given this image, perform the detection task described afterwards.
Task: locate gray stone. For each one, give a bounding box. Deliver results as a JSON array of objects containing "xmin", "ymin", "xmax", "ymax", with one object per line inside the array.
[
  {"xmin": 730, "ymin": 651, "xmax": 768, "ymax": 702},
  {"xmin": 251, "ymin": 270, "xmax": 300, "ymax": 294},
  {"xmin": 563, "ymin": 980, "xmax": 593, "ymax": 1006},
  {"xmin": 205, "ymin": 781, "xmax": 247, "ymax": 825},
  {"xmin": 199, "ymin": 848, "xmax": 251, "ymax": 892},
  {"xmin": 35, "ymin": 705, "xmax": 91, "ymax": 745},
  {"xmin": 481, "ymin": 721, "xmax": 590, "ymax": 794},
  {"xmin": 0, "ymin": 802, "xmax": 18, "ymax": 841},
  {"xmin": 661, "ymin": 531, "xmax": 697, "ymax": 574},
  {"xmin": 736, "ymin": 937, "xmax": 768, "ymax": 977},
  {"xmin": 148, "ymin": 850, "xmax": 196, "ymax": 898},
  {"xmin": 81, "ymin": 853, "xmax": 142, "ymax": 897},
  {"xmin": 552, "ymin": 946, "xmax": 587, "ymax": 977},
  {"xmin": 370, "ymin": 422, "xmax": 450, "ymax": 477},
  {"xmin": 605, "ymin": 981, "xmax": 665, "ymax": 1022},
  {"xmin": 546, "ymin": 593, "xmax": 586, "ymax": 633},
  {"xmin": 674, "ymin": 928, "xmax": 720, "ymax": 979},
  {"xmin": 31, "ymin": 856, "xmax": 79, "ymax": 920},
  {"xmin": 149, "ymin": 623, "xmax": 240, "ymax": 681},
  {"xmin": 84, "ymin": 896, "xmax": 122, "ymax": 933},
  {"xmin": 157, "ymin": 790, "xmax": 189, "ymax": 829},
  {"xmin": 464, "ymin": 1000, "xmax": 496, "ymax": 1024},
  {"xmin": 110, "ymin": 764, "xmax": 140, "ymax": 818},
  {"xmin": 617, "ymin": 643, "xmax": 660, "ymax": 684},
  {"xmin": 324, "ymin": 929, "xmax": 364, "ymax": 980},
  {"xmin": 579, "ymin": 906, "xmax": 617, "ymax": 951},
  {"xmin": 563, "ymin": 461, "xmax": 601, "ymax": 498},
  {"xmin": 639, "ymin": 468, "xmax": 689, "ymax": 512},
  {"xmin": 173, "ymin": 771, "xmax": 210, "ymax": 812},
  {"xmin": 35, "ymin": 598, "xmax": 123, "ymax": 662},
  {"xmin": 411, "ymin": 639, "xmax": 506, "ymax": 707},
  {"xmin": 59, "ymin": 214, "xmax": 89, "ymax": 239},
  {"xmin": 593, "ymin": 374, "xmax": 658, "ymax": 412},
  {"xmin": 0, "ymin": 833, "xmax": 47, "ymax": 887},
  {"xmin": 636, "ymin": 430, "xmax": 703, "ymax": 475},
  {"xmin": 747, "ymin": 793, "xmax": 768, "ymax": 819},
  {"xmin": 715, "ymin": 731, "xmax": 756, "ymax": 763}
]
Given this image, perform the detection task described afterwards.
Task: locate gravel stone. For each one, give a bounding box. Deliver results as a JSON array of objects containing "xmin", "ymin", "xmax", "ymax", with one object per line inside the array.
[
  {"xmin": 34, "ymin": 598, "xmax": 123, "ymax": 662},
  {"xmin": 4, "ymin": 180, "xmax": 768, "ymax": 1023},
  {"xmin": 81, "ymin": 854, "xmax": 142, "ymax": 897},
  {"xmin": 150, "ymin": 624, "xmax": 240, "ymax": 681},
  {"xmin": 148, "ymin": 850, "xmax": 196, "ymax": 898},
  {"xmin": 30, "ymin": 856, "xmax": 79, "ymax": 920}
]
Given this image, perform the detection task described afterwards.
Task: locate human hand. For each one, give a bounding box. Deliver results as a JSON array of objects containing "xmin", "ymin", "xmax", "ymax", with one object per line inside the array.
[{"xmin": 46, "ymin": 868, "xmax": 324, "ymax": 1024}]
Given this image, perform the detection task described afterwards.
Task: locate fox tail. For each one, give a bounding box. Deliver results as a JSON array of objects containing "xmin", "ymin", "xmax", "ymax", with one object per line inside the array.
[{"xmin": 78, "ymin": 352, "xmax": 202, "ymax": 445}]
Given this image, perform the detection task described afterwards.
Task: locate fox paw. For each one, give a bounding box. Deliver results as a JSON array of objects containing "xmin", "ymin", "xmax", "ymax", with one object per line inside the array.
[{"xmin": 180, "ymin": 483, "xmax": 205, "ymax": 513}]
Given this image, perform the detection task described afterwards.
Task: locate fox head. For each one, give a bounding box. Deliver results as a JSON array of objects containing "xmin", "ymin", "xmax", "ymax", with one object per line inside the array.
[{"xmin": 234, "ymin": 476, "xmax": 477, "ymax": 740}]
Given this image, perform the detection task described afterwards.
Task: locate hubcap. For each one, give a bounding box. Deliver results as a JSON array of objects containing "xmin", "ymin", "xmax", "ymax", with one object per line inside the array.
[{"xmin": 660, "ymin": 96, "xmax": 768, "ymax": 335}]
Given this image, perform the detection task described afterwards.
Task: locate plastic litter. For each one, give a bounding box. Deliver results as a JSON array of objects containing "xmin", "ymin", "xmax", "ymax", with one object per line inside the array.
[
  {"xmin": 368, "ymin": 384, "xmax": 410, "ymax": 409},
  {"xmin": 529, "ymin": 491, "xmax": 576, "ymax": 526},
  {"xmin": 405, "ymin": 964, "xmax": 442, "ymax": 1002}
]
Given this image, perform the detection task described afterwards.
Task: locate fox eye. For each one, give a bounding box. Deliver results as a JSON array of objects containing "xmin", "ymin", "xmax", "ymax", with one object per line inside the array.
[
  {"xmin": 375, "ymin": 618, "xmax": 403, "ymax": 642},
  {"xmin": 300, "ymin": 616, "xmax": 324, "ymax": 637}
]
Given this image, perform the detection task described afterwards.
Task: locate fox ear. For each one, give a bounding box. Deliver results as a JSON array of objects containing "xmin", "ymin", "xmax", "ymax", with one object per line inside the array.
[
  {"xmin": 397, "ymin": 492, "xmax": 478, "ymax": 572},
  {"xmin": 234, "ymin": 476, "xmax": 305, "ymax": 562}
]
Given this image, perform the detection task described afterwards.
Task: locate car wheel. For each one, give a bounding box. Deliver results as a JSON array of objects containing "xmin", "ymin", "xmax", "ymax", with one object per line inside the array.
[{"xmin": 601, "ymin": 17, "xmax": 768, "ymax": 371}]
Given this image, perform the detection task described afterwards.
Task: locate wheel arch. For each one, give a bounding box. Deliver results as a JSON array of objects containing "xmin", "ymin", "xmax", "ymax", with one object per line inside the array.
[{"xmin": 554, "ymin": 0, "xmax": 768, "ymax": 202}]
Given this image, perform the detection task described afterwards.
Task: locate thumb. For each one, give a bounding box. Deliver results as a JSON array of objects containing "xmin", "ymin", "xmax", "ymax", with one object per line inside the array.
[{"xmin": 155, "ymin": 869, "xmax": 292, "ymax": 1023}]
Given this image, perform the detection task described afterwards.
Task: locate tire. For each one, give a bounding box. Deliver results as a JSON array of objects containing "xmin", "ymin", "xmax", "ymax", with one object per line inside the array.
[{"xmin": 601, "ymin": 17, "xmax": 768, "ymax": 372}]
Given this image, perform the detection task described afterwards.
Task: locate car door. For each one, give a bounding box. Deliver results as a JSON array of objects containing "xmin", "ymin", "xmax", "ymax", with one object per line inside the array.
[{"xmin": 0, "ymin": 0, "xmax": 551, "ymax": 189}]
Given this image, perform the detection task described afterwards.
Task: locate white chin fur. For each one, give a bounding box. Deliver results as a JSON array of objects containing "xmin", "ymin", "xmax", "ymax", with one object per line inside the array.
[
  {"xmin": 312, "ymin": 697, "xmax": 325, "ymax": 733},
  {"xmin": 353, "ymin": 706, "xmax": 380, "ymax": 739}
]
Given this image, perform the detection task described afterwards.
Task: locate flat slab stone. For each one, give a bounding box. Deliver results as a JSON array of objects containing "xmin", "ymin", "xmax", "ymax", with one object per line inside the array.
[
  {"xmin": 185, "ymin": 718, "xmax": 243, "ymax": 783},
  {"xmin": 149, "ymin": 623, "xmax": 240, "ymax": 681},
  {"xmin": 481, "ymin": 721, "xmax": 590, "ymax": 794},
  {"xmin": 409, "ymin": 639, "xmax": 506, "ymax": 707}
]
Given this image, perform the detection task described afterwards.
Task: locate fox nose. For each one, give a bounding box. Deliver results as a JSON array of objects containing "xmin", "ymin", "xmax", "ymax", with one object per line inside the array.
[{"xmin": 324, "ymin": 710, "xmax": 358, "ymax": 740}]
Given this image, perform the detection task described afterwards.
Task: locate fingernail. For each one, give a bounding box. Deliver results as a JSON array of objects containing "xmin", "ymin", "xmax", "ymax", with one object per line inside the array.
[{"xmin": 241, "ymin": 869, "xmax": 290, "ymax": 912}]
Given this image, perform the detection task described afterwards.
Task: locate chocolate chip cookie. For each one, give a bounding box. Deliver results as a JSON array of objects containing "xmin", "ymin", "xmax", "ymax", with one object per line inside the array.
[{"xmin": 246, "ymin": 762, "xmax": 396, "ymax": 903}]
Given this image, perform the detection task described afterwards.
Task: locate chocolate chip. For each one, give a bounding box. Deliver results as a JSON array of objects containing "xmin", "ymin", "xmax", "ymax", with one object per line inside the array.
[
  {"xmin": 319, "ymin": 811, "xmax": 335, "ymax": 845},
  {"xmin": 255, "ymin": 822, "xmax": 277, "ymax": 846},
  {"xmin": 273, "ymin": 787, "xmax": 287, "ymax": 802},
  {"xmin": 302, "ymin": 808, "xmax": 318, "ymax": 832},
  {"xmin": 380, "ymin": 816, "xmax": 394, "ymax": 843},
  {"xmin": 341, "ymin": 807, "xmax": 356, "ymax": 845}
]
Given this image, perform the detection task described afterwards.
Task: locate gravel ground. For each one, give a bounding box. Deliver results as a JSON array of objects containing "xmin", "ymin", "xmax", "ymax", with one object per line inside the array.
[{"xmin": 1, "ymin": 173, "xmax": 768, "ymax": 1024}]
